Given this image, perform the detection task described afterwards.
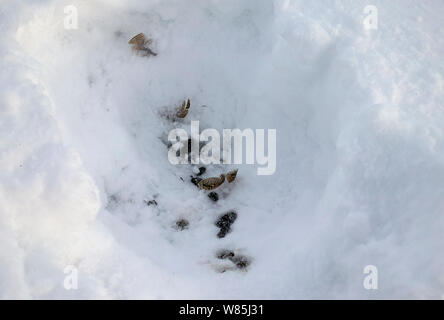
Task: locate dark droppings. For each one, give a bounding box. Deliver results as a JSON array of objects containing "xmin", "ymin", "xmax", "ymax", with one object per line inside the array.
[
  {"xmin": 216, "ymin": 249, "xmax": 235, "ymax": 260},
  {"xmin": 208, "ymin": 192, "xmax": 219, "ymax": 202},
  {"xmin": 215, "ymin": 211, "xmax": 237, "ymax": 229},
  {"xmin": 229, "ymin": 255, "xmax": 250, "ymax": 269},
  {"xmin": 217, "ymin": 229, "xmax": 228, "ymax": 238},
  {"xmin": 145, "ymin": 199, "xmax": 158, "ymax": 206},
  {"xmin": 196, "ymin": 167, "xmax": 206, "ymax": 176},
  {"xmin": 215, "ymin": 211, "xmax": 237, "ymax": 238},
  {"xmin": 216, "ymin": 250, "xmax": 251, "ymax": 270},
  {"xmin": 190, "ymin": 176, "xmax": 202, "ymax": 187}
]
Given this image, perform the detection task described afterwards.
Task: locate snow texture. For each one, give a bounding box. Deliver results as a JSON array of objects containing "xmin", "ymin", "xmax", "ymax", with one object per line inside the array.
[{"xmin": 0, "ymin": 0, "xmax": 444, "ymax": 299}]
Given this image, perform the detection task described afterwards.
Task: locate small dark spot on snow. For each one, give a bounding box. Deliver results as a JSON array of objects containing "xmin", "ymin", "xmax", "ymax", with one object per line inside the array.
[
  {"xmin": 229, "ymin": 255, "xmax": 251, "ymax": 270},
  {"xmin": 216, "ymin": 250, "xmax": 251, "ymax": 271},
  {"xmin": 190, "ymin": 176, "xmax": 202, "ymax": 187},
  {"xmin": 208, "ymin": 192, "xmax": 219, "ymax": 202},
  {"xmin": 197, "ymin": 167, "xmax": 206, "ymax": 176},
  {"xmin": 144, "ymin": 199, "xmax": 158, "ymax": 206},
  {"xmin": 216, "ymin": 211, "xmax": 237, "ymax": 228},
  {"xmin": 215, "ymin": 211, "xmax": 237, "ymax": 238},
  {"xmin": 175, "ymin": 219, "xmax": 189, "ymax": 231},
  {"xmin": 217, "ymin": 229, "xmax": 228, "ymax": 238},
  {"xmin": 106, "ymin": 194, "xmax": 120, "ymax": 210},
  {"xmin": 109, "ymin": 195, "xmax": 119, "ymax": 203},
  {"xmin": 216, "ymin": 249, "xmax": 235, "ymax": 260}
]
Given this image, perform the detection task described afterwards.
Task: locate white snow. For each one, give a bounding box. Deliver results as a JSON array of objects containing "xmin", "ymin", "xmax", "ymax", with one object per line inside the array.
[{"xmin": 1, "ymin": 0, "xmax": 444, "ymax": 299}]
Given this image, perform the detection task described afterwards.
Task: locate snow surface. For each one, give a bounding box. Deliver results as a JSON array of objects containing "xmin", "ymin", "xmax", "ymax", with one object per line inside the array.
[{"xmin": 1, "ymin": 0, "xmax": 444, "ymax": 299}]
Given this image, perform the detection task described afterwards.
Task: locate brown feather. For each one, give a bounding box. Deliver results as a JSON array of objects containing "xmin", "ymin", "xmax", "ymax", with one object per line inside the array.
[
  {"xmin": 176, "ymin": 99, "xmax": 191, "ymax": 118},
  {"xmin": 198, "ymin": 174, "xmax": 225, "ymax": 190},
  {"xmin": 226, "ymin": 169, "xmax": 238, "ymax": 183}
]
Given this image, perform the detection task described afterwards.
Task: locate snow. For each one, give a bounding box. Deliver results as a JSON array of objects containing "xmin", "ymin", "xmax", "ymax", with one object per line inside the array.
[{"xmin": 1, "ymin": 0, "xmax": 444, "ymax": 299}]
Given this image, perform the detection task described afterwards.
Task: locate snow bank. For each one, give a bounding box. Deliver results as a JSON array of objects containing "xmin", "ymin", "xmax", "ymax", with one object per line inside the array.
[{"xmin": 1, "ymin": 0, "xmax": 443, "ymax": 298}]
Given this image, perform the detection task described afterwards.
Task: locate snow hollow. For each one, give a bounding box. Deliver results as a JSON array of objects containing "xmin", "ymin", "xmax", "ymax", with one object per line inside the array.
[{"xmin": 0, "ymin": 0, "xmax": 443, "ymax": 299}]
